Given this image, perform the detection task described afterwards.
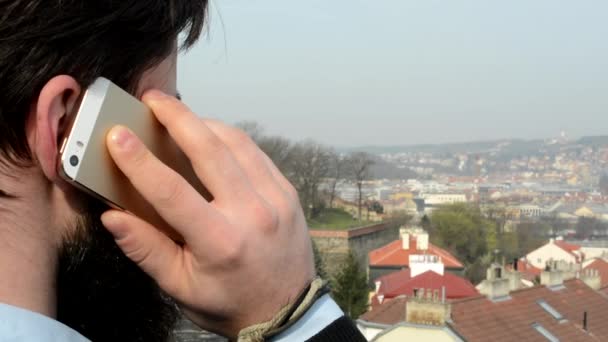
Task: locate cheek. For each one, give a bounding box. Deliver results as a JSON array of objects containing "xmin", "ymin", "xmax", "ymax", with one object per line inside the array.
[{"xmin": 137, "ymin": 55, "xmax": 177, "ymax": 98}]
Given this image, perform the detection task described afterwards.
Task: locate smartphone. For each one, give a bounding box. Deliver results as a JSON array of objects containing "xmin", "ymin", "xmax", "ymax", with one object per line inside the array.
[{"xmin": 58, "ymin": 77, "xmax": 210, "ymax": 240}]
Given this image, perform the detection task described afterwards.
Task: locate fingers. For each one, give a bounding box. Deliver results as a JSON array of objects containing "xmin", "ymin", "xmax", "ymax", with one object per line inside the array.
[
  {"xmin": 106, "ymin": 125, "xmax": 225, "ymax": 241},
  {"xmin": 141, "ymin": 91, "xmax": 256, "ymax": 206},
  {"xmin": 101, "ymin": 210, "xmax": 186, "ymax": 296},
  {"xmin": 201, "ymin": 119, "xmax": 287, "ymax": 202}
]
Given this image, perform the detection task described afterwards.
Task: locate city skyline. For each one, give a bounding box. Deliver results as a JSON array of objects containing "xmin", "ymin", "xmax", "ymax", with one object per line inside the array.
[{"xmin": 177, "ymin": 0, "xmax": 608, "ymax": 147}]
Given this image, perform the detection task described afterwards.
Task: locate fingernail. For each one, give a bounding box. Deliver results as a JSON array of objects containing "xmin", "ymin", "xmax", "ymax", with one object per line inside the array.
[{"xmin": 110, "ymin": 126, "xmax": 135, "ymax": 150}]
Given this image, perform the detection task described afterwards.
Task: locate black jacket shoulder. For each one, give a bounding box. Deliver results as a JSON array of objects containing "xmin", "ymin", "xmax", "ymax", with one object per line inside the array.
[{"xmin": 306, "ymin": 316, "xmax": 366, "ymax": 342}]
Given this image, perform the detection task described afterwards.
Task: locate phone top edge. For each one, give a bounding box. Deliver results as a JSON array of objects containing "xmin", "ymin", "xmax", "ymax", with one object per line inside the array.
[
  {"xmin": 63, "ymin": 175, "xmax": 126, "ymax": 212},
  {"xmin": 59, "ymin": 78, "xmax": 112, "ymax": 181}
]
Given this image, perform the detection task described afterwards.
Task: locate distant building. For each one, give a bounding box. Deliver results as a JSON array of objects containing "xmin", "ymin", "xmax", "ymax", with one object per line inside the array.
[
  {"xmin": 414, "ymin": 193, "xmax": 467, "ymax": 214},
  {"xmin": 371, "ymin": 265, "xmax": 478, "ymax": 307},
  {"xmin": 368, "ymin": 227, "xmax": 464, "ymax": 282},
  {"xmin": 380, "ymin": 198, "xmax": 417, "ymax": 215},
  {"xmin": 510, "ymin": 204, "xmax": 544, "ymax": 218},
  {"xmin": 357, "ymin": 296, "xmax": 408, "ymax": 340},
  {"xmin": 526, "ymin": 238, "xmax": 584, "ymax": 269},
  {"xmin": 357, "ymin": 293, "xmax": 463, "ymax": 342},
  {"xmin": 583, "ymin": 258, "xmax": 608, "ymax": 288}
]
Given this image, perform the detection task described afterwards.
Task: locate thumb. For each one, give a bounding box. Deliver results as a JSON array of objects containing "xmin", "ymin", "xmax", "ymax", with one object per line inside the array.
[{"xmin": 101, "ymin": 210, "xmax": 185, "ymax": 296}]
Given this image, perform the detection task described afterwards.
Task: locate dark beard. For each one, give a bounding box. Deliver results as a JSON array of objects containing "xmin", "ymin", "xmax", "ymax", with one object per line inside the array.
[{"xmin": 56, "ymin": 198, "xmax": 179, "ymax": 342}]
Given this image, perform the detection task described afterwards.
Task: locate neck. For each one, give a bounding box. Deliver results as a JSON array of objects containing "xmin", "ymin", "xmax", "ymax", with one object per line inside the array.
[{"xmin": 0, "ymin": 174, "xmax": 58, "ymax": 318}]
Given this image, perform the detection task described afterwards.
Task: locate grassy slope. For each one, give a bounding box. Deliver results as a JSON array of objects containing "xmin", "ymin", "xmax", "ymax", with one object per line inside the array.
[{"xmin": 308, "ymin": 208, "xmax": 375, "ymax": 230}]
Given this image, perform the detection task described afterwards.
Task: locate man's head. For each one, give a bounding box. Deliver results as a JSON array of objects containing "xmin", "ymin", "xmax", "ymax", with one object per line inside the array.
[{"xmin": 0, "ymin": 1, "xmax": 207, "ymax": 341}]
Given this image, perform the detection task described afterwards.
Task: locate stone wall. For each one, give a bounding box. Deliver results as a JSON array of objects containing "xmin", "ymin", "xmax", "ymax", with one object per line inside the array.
[{"xmin": 311, "ymin": 221, "xmax": 401, "ymax": 280}]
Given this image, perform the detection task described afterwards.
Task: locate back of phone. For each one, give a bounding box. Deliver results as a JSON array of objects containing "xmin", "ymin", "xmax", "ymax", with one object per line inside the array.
[{"xmin": 59, "ymin": 78, "xmax": 209, "ymax": 239}]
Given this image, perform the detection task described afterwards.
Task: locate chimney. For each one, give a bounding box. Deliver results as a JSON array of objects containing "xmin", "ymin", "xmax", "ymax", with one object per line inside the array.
[
  {"xmin": 562, "ymin": 261, "xmax": 580, "ymax": 281},
  {"xmin": 417, "ymin": 233, "xmax": 429, "ymax": 251},
  {"xmin": 583, "ymin": 311, "xmax": 588, "ymax": 332},
  {"xmin": 506, "ymin": 268, "xmax": 522, "ymax": 292},
  {"xmin": 406, "ymin": 288, "xmax": 451, "ymax": 326},
  {"xmin": 580, "ymin": 269, "xmax": 601, "ymax": 290},
  {"xmin": 541, "ymin": 260, "xmax": 564, "ymax": 288},
  {"xmin": 479, "ymin": 264, "xmax": 510, "ymax": 300},
  {"xmin": 400, "ymin": 228, "xmax": 410, "ymax": 250}
]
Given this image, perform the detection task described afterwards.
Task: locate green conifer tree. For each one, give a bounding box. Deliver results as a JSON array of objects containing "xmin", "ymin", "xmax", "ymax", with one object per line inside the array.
[
  {"xmin": 331, "ymin": 252, "xmax": 369, "ymax": 318},
  {"xmin": 312, "ymin": 241, "xmax": 328, "ymax": 280}
]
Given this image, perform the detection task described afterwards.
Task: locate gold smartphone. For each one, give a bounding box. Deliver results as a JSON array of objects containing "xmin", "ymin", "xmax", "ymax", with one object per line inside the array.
[{"xmin": 58, "ymin": 77, "xmax": 209, "ymax": 240}]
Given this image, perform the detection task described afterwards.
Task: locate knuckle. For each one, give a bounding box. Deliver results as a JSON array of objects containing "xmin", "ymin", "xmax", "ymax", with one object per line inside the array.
[
  {"xmin": 117, "ymin": 235, "xmax": 154, "ymax": 267},
  {"xmin": 152, "ymin": 175, "xmax": 185, "ymax": 206},
  {"xmin": 275, "ymin": 195, "xmax": 296, "ymax": 223},
  {"xmin": 250, "ymin": 199, "xmax": 279, "ymax": 233},
  {"xmin": 204, "ymin": 133, "xmax": 228, "ymax": 157},
  {"xmin": 214, "ymin": 234, "xmax": 245, "ymax": 268}
]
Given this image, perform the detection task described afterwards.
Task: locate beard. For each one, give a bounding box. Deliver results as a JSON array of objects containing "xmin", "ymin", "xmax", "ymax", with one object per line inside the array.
[{"xmin": 55, "ymin": 197, "xmax": 179, "ymax": 342}]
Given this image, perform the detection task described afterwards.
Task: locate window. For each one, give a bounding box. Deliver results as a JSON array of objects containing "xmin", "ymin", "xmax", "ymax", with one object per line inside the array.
[
  {"xmin": 537, "ymin": 300, "xmax": 566, "ymax": 323},
  {"xmin": 532, "ymin": 323, "xmax": 559, "ymax": 342}
]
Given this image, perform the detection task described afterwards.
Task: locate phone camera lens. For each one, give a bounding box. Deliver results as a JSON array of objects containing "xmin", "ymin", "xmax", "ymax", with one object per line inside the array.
[{"xmin": 69, "ymin": 155, "xmax": 79, "ymax": 167}]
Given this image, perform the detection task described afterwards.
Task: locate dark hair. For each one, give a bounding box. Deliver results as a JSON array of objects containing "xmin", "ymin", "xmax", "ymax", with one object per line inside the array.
[{"xmin": 0, "ymin": 1, "xmax": 208, "ymax": 167}]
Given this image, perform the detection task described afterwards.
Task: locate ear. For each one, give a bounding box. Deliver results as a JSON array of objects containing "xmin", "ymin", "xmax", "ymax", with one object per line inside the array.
[{"xmin": 28, "ymin": 75, "xmax": 81, "ymax": 181}]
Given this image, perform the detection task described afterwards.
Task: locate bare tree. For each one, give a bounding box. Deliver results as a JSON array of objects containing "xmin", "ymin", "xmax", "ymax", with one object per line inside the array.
[
  {"xmin": 328, "ymin": 151, "xmax": 346, "ymax": 208},
  {"xmin": 235, "ymin": 121, "xmax": 293, "ymax": 174},
  {"xmin": 257, "ymin": 136, "xmax": 293, "ymax": 173},
  {"xmin": 346, "ymin": 152, "xmax": 374, "ymax": 222},
  {"xmin": 289, "ymin": 141, "xmax": 331, "ymax": 218}
]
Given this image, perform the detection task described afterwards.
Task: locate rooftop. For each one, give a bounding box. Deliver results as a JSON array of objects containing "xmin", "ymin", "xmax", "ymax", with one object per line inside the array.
[
  {"xmin": 451, "ymin": 279, "xmax": 608, "ymax": 342},
  {"xmin": 554, "ymin": 240, "xmax": 582, "ymax": 255},
  {"xmin": 369, "ymin": 238, "xmax": 464, "ymax": 268},
  {"xmin": 584, "ymin": 258, "xmax": 608, "ymax": 288},
  {"xmin": 376, "ymin": 270, "xmax": 478, "ymax": 300},
  {"xmin": 359, "ymin": 296, "xmax": 408, "ymax": 325}
]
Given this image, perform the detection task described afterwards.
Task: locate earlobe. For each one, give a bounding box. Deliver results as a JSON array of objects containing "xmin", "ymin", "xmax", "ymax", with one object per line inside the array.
[{"xmin": 29, "ymin": 75, "xmax": 81, "ymax": 182}]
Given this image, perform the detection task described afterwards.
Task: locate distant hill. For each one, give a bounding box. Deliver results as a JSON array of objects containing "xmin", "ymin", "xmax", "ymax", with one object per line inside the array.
[
  {"xmin": 368, "ymin": 154, "xmax": 418, "ymax": 180},
  {"xmin": 578, "ymin": 135, "xmax": 608, "ymax": 147},
  {"xmin": 344, "ymin": 135, "xmax": 608, "ymax": 156}
]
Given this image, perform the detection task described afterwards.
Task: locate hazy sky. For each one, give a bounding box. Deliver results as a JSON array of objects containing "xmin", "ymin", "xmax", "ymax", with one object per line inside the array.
[{"xmin": 177, "ymin": 0, "xmax": 608, "ymax": 147}]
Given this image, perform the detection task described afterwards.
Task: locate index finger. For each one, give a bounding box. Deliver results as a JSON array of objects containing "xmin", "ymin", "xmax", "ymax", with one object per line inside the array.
[
  {"xmin": 142, "ymin": 90, "xmax": 257, "ymax": 207},
  {"xmin": 106, "ymin": 125, "xmax": 227, "ymax": 243}
]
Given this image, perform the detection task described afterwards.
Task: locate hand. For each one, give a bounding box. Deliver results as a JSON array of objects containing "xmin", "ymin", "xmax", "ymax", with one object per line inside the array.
[{"xmin": 100, "ymin": 90, "xmax": 315, "ymax": 338}]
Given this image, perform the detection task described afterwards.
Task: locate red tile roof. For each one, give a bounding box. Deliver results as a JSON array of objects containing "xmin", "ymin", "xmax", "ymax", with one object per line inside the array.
[
  {"xmin": 584, "ymin": 258, "xmax": 608, "ymax": 288},
  {"xmin": 554, "ymin": 240, "xmax": 580, "ymax": 252},
  {"xmin": 374, "ymin": 269, "xmax": 412, "ymax": 295},
  {"xmin": 554, "ymin": 240, "xmax": 582, "ymax": 258},
  {"xmin": 601, "ymin": 286, "xmax": 608, "ymax": 298},
  {"xmin": 376, "ymin": 270, "xmax": 478, "ymax": 300},
  {"xmin": 451, "ymin": 279, "xmax": 608, "ymax": 342},
  {"xmin": 369, "ymin": 238, "xmax": 463, "ymax": 268},
  {"xmin": 359, "ymin": 296, "xmax": 407, "ymax": 325}
]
